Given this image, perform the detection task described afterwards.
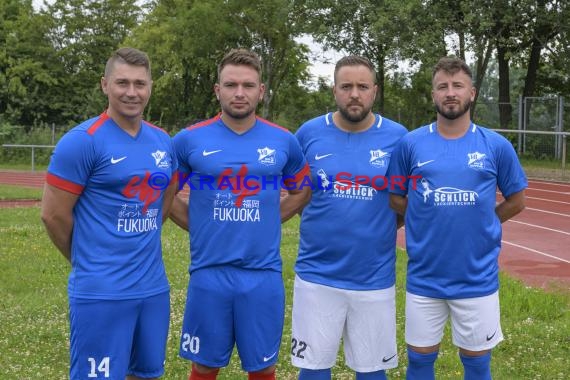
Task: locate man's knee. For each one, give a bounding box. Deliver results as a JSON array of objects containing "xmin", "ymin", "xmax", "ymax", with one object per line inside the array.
[
  {"xmin": 408, "ymin": 343, "xmax": 440, "ymax": 354},
  {"xmin": 248, "ymin": 365, "xmax": 276, "ymax": 380},
  {"xmin": 459, "ymin": 347, "xmax": 491, "ymax": 356}
]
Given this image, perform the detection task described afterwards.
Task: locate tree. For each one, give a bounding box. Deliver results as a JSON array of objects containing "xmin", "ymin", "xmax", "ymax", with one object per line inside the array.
[
  {"xmin": 520, "ymin": 0, "xmax": 566, "ymax": 100},
  {"xmin": 0, "ymin": 0, "xmax": 58, "ymax": 127},
  {"xmin": 297, "ymin": 0, "xmax": 422, "ymax": 114},
  {"xmin": 127, "ymin": 0, "xmax": 241, "ymax": 129},
  {"xmin": 273, "ymin": 77, "xmax": 336, "ymax": 130},
  {"xmin": 42, "ymin": 0, "xmax": 142, "ymax": 124},
  {"xmin": 228, "ymin": 0, "xmax": 310, "ymax": 119},
  {"xmin": 129, "ymin": 0, "xmax": 310, "ymax": 129},
  {"xmin": 419, "ymin": 1, "xmax": 494, "ymax": 117}
]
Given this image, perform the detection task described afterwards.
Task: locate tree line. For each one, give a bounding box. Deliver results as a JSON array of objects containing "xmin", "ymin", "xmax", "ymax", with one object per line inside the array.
[{"xmin": 1, "ymin": 0, "xmax": 569, "ymax": 135}]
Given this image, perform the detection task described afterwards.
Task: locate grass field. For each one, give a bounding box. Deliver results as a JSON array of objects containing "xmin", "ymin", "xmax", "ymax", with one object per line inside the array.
[
  {"xmin": 518, "ymin": 158, "xmax": 569, "ymax": 182},
  {"xmin": 0, "ymin": 184, "xmax": 43, "ymax": 200},
  {"xmin": 0, "ymin": 202, "xmax": 569, "ymax": 379},
  {"xmin": 0, "ymin": 163, "xmax": 48, "ymax": 172}
]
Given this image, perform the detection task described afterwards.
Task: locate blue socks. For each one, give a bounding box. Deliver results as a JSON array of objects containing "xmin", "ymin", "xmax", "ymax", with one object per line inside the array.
[
  {"xmin": 406, "ymin": 349, "xmax": 491, "ymax": 379},
  {"xmin": 299, "ymin": 368, "xmax": 386, "ymax": 380},
  {"xmin": 356, "ymin": 370, "xmax": 387, "ymax": 380},
  {"xmin": 298, "ymin": 368, "xmax": 331, "ymax": 380},
  {"xmin": 460, "ymin": 351, "xmax": 492, "ymax": 380},
  {"xmin": 406, "ymin": 349, "xmax": 438, "ymax": 380}
]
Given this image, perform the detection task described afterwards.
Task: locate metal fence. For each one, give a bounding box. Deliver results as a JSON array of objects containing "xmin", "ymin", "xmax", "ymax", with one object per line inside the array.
[
  {"xmin": 490, "ymin": 130, "xmax": 568, "ymax": 170},
  {"xmin": 475, "ymin": 95, "xmax": 568, "ymax": 164},
  {"xmin": 1, "ymin": 144, "xmax": 55, "ymax": 172}
]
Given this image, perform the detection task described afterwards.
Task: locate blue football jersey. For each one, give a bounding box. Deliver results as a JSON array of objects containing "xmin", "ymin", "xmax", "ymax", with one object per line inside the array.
[
  {"xmin": 295, "ymin": 113, "xmax": 408, "ymax": 290},
  {"xmin": 388, "ymin": 122, "xmax": 528, "ymax": 298},
  {"xmin": 172, "ymin": 114, "xmax": 308, "ymax": 273},
  {"xmin": 47, "ymin": 112, "xmax": 177, "ymax": 299}
]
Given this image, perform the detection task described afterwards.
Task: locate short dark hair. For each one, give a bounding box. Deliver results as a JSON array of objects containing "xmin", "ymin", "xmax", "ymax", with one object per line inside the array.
[
  {"xmin": 217, "ymin": 49, "xmax": 262, "ymax": 81},
  {"xmin": 104, "ymin": 47, "xmax": 151, "ymax": 78},
  {"xmin": 334, "ymin": 56, "xmax": 376, "ymax": 83},
  {"xmin": 432, "ymin": 57, "xmax": 472, "ymax": 82}
]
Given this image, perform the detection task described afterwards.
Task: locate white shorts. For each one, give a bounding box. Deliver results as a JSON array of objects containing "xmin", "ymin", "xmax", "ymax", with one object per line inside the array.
[
  {"xmin": 291, "ymin": 275, "xmax": 397, "ymax": 372},
  {"xmin": 405, "ymin": 291, "xmax": 504, "ymax": 351}
]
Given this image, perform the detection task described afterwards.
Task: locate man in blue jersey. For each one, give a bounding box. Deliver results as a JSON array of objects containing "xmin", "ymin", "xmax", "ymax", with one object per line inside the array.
[
  {"xmin": 41, "ymin": 47, "xmax": 178, "ymax": 380},
  {"xmin": 169, "ymin": 48, "xmax": 311, "ymax": 380},
  {"xmin": 289, "ymin": 56, "xmax": 407, "ymax": 380},
  {"xmin": 388, "ymin": 57, "xmax": 527, "ymax": 380}
]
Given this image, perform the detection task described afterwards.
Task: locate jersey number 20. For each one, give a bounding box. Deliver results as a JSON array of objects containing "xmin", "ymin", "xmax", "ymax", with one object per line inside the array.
[{"xmin": 181, "ymin": 333, "xmax": 200, "ymax": 354}]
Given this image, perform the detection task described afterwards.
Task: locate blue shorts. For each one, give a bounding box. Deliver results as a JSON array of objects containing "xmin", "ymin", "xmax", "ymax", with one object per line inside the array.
[
  {"xmin": 69, "ymin": 292, "xmax": 170, "ymax": 380},
  {"xmin": 179, "ymin": 267, "xmax": 285, "ymax": 371}
]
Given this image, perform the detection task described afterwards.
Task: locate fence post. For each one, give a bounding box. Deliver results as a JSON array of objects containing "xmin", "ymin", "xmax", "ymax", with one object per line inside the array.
[
  {"xmin": 518, "ymin": 95, "xmax": 523, "ymax": 155},
  {"xmin": 563, "ymin": 135, "xmax": 567, "ymax": 171},
  {"xmin": 31, "ymin": 146, "xmax": 35, "ymax": 172},
  {"xmin": 560, "ymin": 97, "xmax": 565, "ymax": 172}
]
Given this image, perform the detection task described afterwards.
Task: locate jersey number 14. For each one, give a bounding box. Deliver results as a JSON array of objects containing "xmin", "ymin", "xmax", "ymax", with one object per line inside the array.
[{"xmin": 87, "ymin": 356, "xmax": 110, "ymax": 378}]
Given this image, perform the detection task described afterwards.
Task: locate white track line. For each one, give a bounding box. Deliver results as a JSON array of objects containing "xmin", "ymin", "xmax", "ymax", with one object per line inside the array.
[
  {"xmin": 502, "ymin": 241, "xmax": 570, "ymax": 264},
  {"xmin": 526, "ymin": 187, "xmax": 570, "ymax": 195},
  {"xmin": 496, "ymin": 192, "xmax": 570, "ymax": 214},
  {"xmin": 494, "ymin": 180, "xmax": 569, "ymax": 265},
  {"xmin": 508, "ymin": 220, "xmax": 570, "ymax": 236},
  {"xmin": 526, "ymin": 196, "xmax": 570, "ymax": 205},
  {"xmin": 523, "ymin": 207, "xmax": 570, "ymax": 218},
  {"xmin": 528, "ymin": 180, "xmax": 570, "ymax": 188}
]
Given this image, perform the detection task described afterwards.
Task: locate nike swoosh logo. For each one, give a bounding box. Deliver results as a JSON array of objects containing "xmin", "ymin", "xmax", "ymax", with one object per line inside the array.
[
  {"xmin": 110, "ymin": 156, "xmax": 127, "ymax": 164},
  {"xmin": 417, "ymin": 159, "xmax": 435, "ymax": 167},
  {"xmin": 263, "ymin": 352, "xmax": 277, "ymax": 362},
  {"xmin": 382, "ymin": 353, "xmax": 397, "ymax": 363},
  {"xmin": 203, "ymin": 149, "xmax": 222, "ymax": 156},
  {"xmin": 315, "ymin": 153, "xmax": 333, "ymax": 161},
  {"xmin": 486, "ymin": 330, "xmax": 497, "ymax": 341}
]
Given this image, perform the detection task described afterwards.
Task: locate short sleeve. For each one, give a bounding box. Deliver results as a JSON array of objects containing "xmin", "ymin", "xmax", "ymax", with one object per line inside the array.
[
  {"xmin": 387, "ymin": 137, "xmax": 411, "ymax": 195},
  {"xmin": 284, "ymin": 132, "xmax": 308, "ymax": 177},
  {"xmin": 46, "ymin": 129, "xmax": 95, "ymax": 194},
  {"xmin": 172, "ymin": 129, "xmax": 191, "ymax": 175},
  {"xmin": 496, "ymin": 136, "xmax": 528, "ymax": 197}
]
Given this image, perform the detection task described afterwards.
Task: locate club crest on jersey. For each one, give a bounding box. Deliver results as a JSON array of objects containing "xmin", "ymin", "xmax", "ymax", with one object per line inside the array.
[
  {"xmin": 257, "ymin": 147, "xmax": 276, "ymax": 166},
  {"xmin": 467, "ymin": 151, "xmax": 486, "ymax": 169},
  {"xmin": 151, "ymin": 150, "xmax": 170, "ymax": 169},
  {"xmin": 369, "ymin": 149, "xmax": 389, "ymax": 168}
]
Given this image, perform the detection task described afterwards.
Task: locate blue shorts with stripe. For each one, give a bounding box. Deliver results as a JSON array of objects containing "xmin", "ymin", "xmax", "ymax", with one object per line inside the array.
[
  {"xmin": 179, "ymin": 266, "xmax": 285, "ymax": 371},
  {"xmin": 69, "ymin": 291, "xmax": 170, "ymax": 380}
]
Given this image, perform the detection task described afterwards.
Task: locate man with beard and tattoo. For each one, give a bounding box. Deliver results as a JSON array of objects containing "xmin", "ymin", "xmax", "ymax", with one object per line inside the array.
[
  {"xmin": 169, "ymin": 48, "xmax": 311, "ymax": 380},
  {"xmin": 387, "ymin": 57, "xmax": 527, "ymax": 380},
  {"xmin": 288, "ymin": 56, "xmax": 407, "ymax": 380}
]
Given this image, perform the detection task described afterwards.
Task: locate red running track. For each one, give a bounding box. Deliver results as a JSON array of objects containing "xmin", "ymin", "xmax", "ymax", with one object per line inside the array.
[
  {"xmin": 497, "ymin": 179, "xmax": 570, "ymax": 290},
  {"xmin": 1, "ymin": 170, "xmax": 568, "ymax": 290},
  {"xmin": 0, "ymin": 170, "xmax": 46, "ymax": 188}
]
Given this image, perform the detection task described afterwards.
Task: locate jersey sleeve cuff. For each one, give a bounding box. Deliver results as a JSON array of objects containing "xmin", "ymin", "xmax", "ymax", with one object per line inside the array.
[
  {"xmin": 46, "ymin": 172, "xmax": 84, "ymax": 195},
  {"xmin": 284, "ymin": 163, "xmax": 310, "ymax": 188}
]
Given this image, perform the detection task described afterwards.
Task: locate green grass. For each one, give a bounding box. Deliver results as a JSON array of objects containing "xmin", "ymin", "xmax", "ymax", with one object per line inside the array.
[
  {"xmin": 0, "ymin": 163, "xmax": 48, "ymax": 171},
  {"xmin": 520, "ymin": 157, "xmax": 568, "ymax": 169},
  {"xmin": 518, "ymin": 158, "xmax": 569, "ymax": 182},
  {"xmin": 0, "ymin": 184, "xmax": 43, "ymax": 200},
  {"xmin": 0, "ymin": 207, "xmax": 569, "ymax": 379}
]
